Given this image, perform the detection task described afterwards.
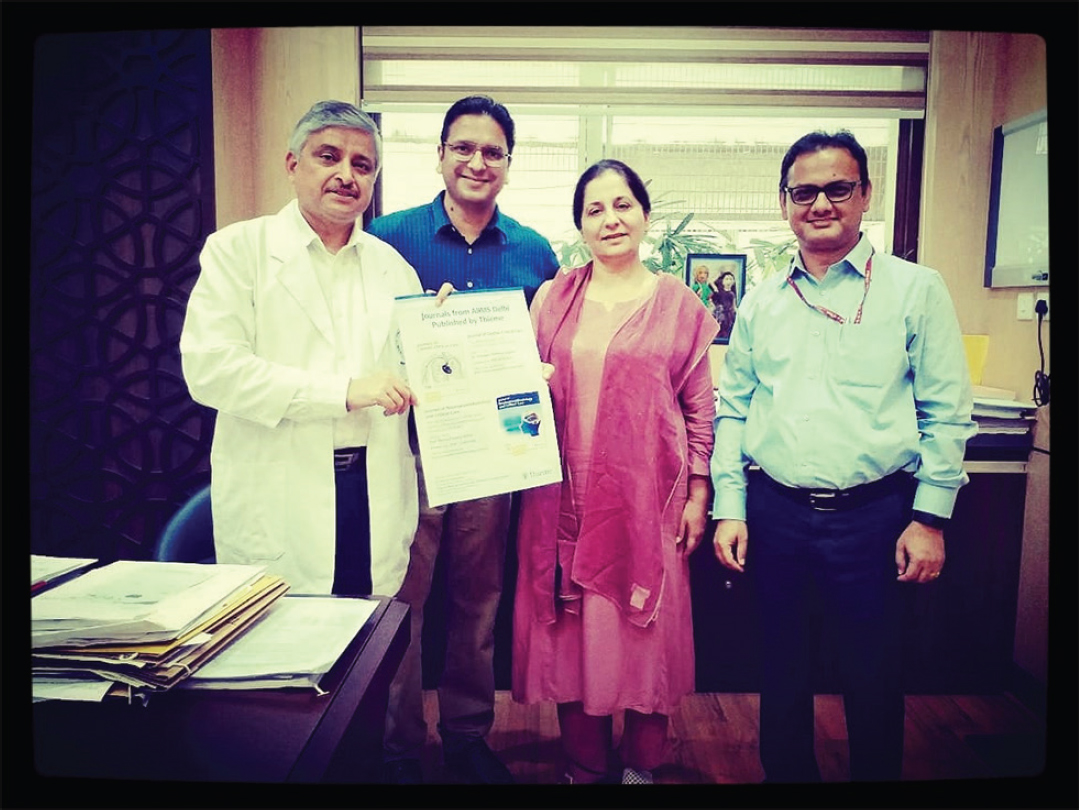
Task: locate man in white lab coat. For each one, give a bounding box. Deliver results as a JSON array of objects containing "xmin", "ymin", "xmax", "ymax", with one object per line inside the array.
[{"xmin": 180, "ymin": 100, "xmax": 423, "ymax": 597}]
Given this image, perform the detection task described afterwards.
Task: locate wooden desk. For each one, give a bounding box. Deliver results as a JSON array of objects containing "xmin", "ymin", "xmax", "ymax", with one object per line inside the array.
[{"xmin": 31, "ymin": 596, "xmax": 408, "ymax": 787}]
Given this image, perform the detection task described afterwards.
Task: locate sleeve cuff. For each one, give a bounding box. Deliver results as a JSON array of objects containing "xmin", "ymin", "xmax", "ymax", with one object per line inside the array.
[
  {"xmin": 912, "ymin": 481, "xmax": 959, "ymax": 520},
  {"xmin": 711, "ymin": 489, "xmax": 747, "ymax": 522}
]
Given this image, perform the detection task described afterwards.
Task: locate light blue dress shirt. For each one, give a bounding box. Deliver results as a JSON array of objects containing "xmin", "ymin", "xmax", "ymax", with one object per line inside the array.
[{"xmin": 711, "ymin": 234, "xmax": 975, "ymax": 522}]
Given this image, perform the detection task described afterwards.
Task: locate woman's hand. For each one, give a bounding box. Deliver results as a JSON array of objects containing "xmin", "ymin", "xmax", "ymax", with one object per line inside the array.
[
  {"xmin": 677, "ymin": 499, "xmax": 709, "ymax": 555},
  {"xmin": 676, "ymin": 476, "xmax": 711, "ymax": 555}
]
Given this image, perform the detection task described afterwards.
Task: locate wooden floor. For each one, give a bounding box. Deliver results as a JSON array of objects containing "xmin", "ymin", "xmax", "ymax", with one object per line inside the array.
[{"xmin": 417, "ymin": 690, "xmax": 1047, "ymax": 787}]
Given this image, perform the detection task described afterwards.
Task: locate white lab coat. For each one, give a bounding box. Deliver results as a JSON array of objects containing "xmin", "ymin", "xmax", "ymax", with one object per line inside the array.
[{"xmin": 180, "ymin": 200, "xmax": 422, "ymax": 595}]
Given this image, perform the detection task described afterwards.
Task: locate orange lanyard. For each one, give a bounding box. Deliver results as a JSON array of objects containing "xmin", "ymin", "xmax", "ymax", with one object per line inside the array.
[{"xmin": 787, "ymin": 255, "xmax": 873, "ymax": 325}]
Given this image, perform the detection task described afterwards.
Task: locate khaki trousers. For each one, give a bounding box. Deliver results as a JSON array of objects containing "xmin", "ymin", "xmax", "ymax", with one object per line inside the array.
[{"xmin": 383, "ymin": 454, "xmax": 512, "ymax": 760}]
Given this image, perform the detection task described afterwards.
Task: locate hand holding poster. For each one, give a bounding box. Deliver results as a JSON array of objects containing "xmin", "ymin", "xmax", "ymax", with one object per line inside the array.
[{"xmin": 394, "ymin": 288, "xmax": 562, "ymax": 507}]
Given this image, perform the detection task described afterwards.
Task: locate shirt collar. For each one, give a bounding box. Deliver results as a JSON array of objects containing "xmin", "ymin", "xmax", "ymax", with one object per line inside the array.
[
  {"xmin": 788, "ymin": 232, "xmax": 872, "ymax": 281},
  {"xmin": 433, "ymin": 190, "xmax": 508, "ymax": 244}
]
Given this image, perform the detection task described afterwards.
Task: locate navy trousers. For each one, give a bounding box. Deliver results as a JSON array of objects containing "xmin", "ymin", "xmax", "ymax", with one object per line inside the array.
[
  {"xmin": 332, "ymin": 452, "xmax": 372, "ymax": 597},
  {"xmin": 748, "ymin": 474, "xmax": 914, "ymax": 783}
]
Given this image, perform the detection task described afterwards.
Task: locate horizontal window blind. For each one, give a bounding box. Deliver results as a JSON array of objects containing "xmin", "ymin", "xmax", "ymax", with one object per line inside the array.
[{"xmin": 361, "ymin": 26, "xmax": 928, "ymax": 115}]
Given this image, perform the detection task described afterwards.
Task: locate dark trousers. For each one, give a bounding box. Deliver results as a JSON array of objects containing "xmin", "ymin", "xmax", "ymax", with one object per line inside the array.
[
  {"xmin": 748, "ymin": 474, "xmax": 913, "ymax": 783},
  {"xmin": 333, "ymin": 452, "xmax": 372, "ymax": 596}
]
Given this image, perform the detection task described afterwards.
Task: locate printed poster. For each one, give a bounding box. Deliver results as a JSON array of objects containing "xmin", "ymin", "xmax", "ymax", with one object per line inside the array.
[{"xmin": 394, "ymin": 288, "xmax": 562, "ymax": 507}]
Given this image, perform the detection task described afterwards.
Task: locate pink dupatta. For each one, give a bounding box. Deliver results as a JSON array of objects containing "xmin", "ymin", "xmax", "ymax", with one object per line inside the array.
[{"xmin": 519, "ymin": 264, "xmax": 718, "ymax": 627}]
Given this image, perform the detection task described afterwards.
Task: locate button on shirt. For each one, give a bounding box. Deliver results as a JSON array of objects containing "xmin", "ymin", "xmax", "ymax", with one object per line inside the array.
[
  {"xmin": 367, "ymin": 191, "xmax": 559, "ymax": 306},
  {"xmin": 711, "ymin": 234, "xmax": 975, "ymax": 521},
  {"xmin": 291, "ymin": 208, "xmax": 373, "ymax": 450}
]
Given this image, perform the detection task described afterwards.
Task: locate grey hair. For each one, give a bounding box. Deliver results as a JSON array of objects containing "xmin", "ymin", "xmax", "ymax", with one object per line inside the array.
[{"xmin": 288, "ymin": 100, "xmax": 382, "ymax": 170}]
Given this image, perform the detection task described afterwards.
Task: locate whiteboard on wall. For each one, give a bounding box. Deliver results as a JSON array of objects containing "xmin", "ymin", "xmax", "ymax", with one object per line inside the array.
[{"xmin": 984, "ymin": 109, "xmax": 1049, "ymax": 288}]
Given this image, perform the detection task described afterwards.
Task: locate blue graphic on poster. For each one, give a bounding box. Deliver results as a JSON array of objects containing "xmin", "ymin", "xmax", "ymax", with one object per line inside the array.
[{"xmin": 497, "ymin": 392, "xmax": 543, "ymax": 437}]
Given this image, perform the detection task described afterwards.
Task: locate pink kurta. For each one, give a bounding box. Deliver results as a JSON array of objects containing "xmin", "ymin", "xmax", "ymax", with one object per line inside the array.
[{"xmin": 512, "ymin": 268, "xmax": 717, "ymax": 716}]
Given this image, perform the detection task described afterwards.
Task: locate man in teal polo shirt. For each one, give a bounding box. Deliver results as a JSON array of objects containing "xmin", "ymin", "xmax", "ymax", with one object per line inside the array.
[{"xmin": 368, "ymin": 95, "xmax": 558, "ymax": 784}]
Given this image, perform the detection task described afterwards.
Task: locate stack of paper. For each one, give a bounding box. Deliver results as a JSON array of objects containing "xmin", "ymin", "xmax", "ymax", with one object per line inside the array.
[
  {"xmin": 180, "ymin": 596, "xmax": 378, "ymax": 693},
  {"xmin": 32, "ymin": 561, "xmax": 289, "ymax": 698},
  {"xmin": 972, "ymin": 396, "xmax": 1037, "ymax": 435},
  {"xmin": 31, "ymin": 555, "xmax": 99, "ymax": 594}
]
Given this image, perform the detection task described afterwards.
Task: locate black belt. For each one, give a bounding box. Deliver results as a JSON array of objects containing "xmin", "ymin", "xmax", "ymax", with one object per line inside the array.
[
  {"xmin": 761, "ymin": 469, "xmax": 910, "ymax": 512},
  {"xmin": 334, "ymin": 447, "xmax": 366, "ymax": 472}
]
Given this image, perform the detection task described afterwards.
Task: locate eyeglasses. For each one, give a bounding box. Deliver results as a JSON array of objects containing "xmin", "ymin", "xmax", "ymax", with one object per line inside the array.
[
  {"xmin": 783, "ymin": 180, "xmax": 863, "ymax": 206},
  {"xmin": 442, "ymin": 141, "xmax": 510, "ymax": 165}
]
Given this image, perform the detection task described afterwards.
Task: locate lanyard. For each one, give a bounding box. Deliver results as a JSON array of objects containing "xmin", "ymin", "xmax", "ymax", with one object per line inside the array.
[{"xmin": 787, "ymin": 254, "xmax": 873, "ymax": 325}]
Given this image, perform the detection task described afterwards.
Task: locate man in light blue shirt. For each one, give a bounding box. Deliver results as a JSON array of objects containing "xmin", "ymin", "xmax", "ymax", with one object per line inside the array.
[{"xmin": 710, "ymin": 130, "xmax": 975, "ymax": 783}]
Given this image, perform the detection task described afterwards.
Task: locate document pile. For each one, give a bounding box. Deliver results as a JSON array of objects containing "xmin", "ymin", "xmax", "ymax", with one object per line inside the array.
[
  {"xmin": 971, "ymin": 386, "xmax": 1037, "ymax": 436},
  {"xmin": 31, "ymin": 554, "xmax": 98, "ymax": 594},
  {"xmin": 32, "ymin": 560, "xmax": 289, "ymax": 698},
  {"xmin": 180, "ymin": 595, "xmax": 378, "ymax": 693}
]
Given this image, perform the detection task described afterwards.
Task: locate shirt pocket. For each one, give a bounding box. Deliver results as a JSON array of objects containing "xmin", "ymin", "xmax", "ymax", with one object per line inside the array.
[{"xmin": 829, "ymin": 322, "xmax": 910, "ymax": 390}]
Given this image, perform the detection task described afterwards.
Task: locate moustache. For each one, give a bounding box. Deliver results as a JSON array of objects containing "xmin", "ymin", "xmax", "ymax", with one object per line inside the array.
[{"xmin": 327, "ymin": 185, "xmax": 359, "ymax": 197}]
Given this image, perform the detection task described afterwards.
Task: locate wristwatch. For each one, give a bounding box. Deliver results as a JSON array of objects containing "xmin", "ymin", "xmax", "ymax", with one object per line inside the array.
[{"xmin": 912, "ymin": 509, "xmax": 949, "ymax": 529}]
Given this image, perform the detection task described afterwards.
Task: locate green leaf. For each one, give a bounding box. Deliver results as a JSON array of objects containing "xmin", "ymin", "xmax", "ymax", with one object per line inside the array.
[{"xmin": 670, "ymin": 213, "xmax": 693, "ymax": 237}]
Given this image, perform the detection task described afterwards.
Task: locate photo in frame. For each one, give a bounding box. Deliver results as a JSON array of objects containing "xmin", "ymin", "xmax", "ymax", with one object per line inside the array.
[{"xmin": 685, "ymin": 253, "xmax": 747, "ymax": 344}]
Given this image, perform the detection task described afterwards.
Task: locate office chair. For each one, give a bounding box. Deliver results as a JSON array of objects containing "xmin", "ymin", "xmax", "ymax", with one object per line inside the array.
[{"xmin": 154, "ymin": 484, "xmax": 216, "ymax": 563}]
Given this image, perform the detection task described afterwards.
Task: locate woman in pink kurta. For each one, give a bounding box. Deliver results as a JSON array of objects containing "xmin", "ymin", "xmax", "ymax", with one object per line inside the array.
[{"xmin": 512, "ymin": 160, "xmax": 718, "ymax": 784}]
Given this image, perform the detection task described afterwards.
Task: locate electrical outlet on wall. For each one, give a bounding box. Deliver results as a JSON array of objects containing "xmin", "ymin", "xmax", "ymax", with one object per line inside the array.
[
  {"xmin": 1017, "ymin": 292, "xmax": 1033, "ymax": 320},
  {"xmin": 1035, "ymin": 292, "xmax": 1049, "ymax": 321}
]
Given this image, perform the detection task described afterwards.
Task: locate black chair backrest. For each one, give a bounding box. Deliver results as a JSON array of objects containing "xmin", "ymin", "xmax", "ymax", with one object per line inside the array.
[{"xmin": 154, "ymin": 484, "xmax": 215, "ymax": 563}]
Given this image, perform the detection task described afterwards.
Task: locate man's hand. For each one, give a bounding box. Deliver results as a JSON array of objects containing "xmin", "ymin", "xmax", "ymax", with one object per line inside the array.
[
  {"xmin": 895, "ymin": 520, "xmax": 945, "ymax": 583},
  {"xmin": 347, "ymin": 372, "xmax": 416, "ymax": 416},
  {"xmin": 712, "ymin": 518, "xmax": 747, "ymax": 573},
  {"xmin": 539, "ymin": 362, "xmax": 555, "ymax": 383},
  {"xmin": 428, "ymin": 282, "xmax": 455, "ymax": 305}
]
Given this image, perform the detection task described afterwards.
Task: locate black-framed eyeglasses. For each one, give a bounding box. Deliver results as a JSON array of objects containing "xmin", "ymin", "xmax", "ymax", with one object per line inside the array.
[
  {"xmin": 442, "ymin": 141, "xmax": 510, "ymax": 165},
  {"xmin": 783, "ymin": 180, "xmax": 863, "ymax": 206}
]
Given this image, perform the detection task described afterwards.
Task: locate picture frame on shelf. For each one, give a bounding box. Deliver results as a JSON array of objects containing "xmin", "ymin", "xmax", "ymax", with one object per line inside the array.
[{"xmin": 686, "ymin": 253, "xmax": 747, "ymax": 344}]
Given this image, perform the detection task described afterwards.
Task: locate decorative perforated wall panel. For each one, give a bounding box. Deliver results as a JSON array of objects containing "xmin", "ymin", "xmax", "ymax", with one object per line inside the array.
[{"xmin": 30, "ymin": 30, "xmax": 217, "ymax": 560}]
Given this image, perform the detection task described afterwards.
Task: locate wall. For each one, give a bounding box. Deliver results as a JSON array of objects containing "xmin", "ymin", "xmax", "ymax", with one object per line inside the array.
[
  {"xmin": 211, "ymin": 28, "xmax": 361, "ymax": 229},
  {"xmin": 921, "ymin": 31, "xmax": 1049, "ymax": 397}
]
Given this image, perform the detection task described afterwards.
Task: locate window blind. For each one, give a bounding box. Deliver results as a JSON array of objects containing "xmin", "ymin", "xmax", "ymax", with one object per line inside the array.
[{"xmin": 361, "ymin": 26, "xmax": 928, "ymax": 115}]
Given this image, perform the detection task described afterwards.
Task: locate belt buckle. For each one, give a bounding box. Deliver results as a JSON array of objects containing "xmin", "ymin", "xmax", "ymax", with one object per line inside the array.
[{"xmin": 806, "ymin": 490, "xmax": 839, "ymax": 511}]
